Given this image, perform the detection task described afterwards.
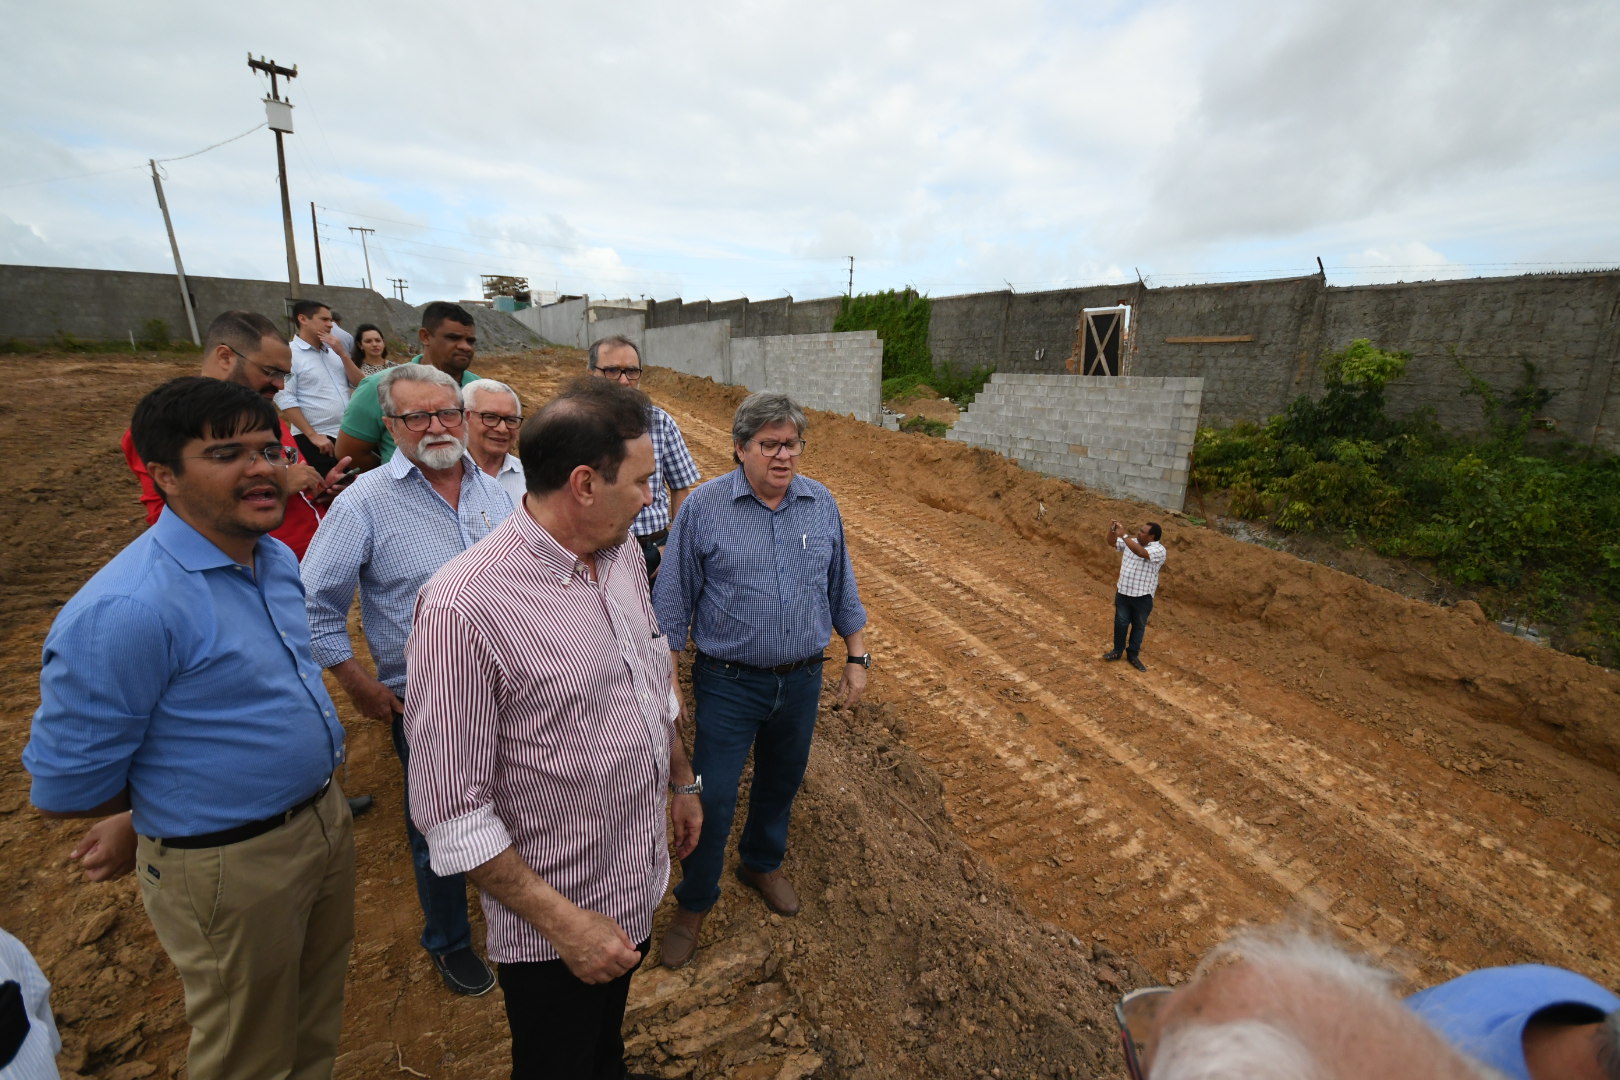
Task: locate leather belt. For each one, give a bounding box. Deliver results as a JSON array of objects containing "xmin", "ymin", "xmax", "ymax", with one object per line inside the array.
[
  {"xmin": 697, "ymin": 652, "xmax": 826, "ymax": 676},
  {"xmin": 159, "ymin": 778, "xmax": 332, "ymax": 849},
  {"xmin": 637, "ymin": 528, "xmax": 670, "ymax": 545}
]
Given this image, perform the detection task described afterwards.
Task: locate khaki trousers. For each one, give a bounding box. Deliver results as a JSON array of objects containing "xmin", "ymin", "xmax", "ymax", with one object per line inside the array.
[{"xmin": 137, "ymin": 782, "xmax": 356, "ymax": 1080}]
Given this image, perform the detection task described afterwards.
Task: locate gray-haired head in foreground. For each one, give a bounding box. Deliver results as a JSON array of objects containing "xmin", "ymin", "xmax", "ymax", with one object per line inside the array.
[
  {"xmin": 461, "ymin": 378, "xmax": 521, "ymax": 413},
  {"xmin": 731, "ymin": 393, "xmax": 806, "ymax": 462},
  {"xmin": 587, "ymin": 334, "xmax": 642, "ymax": 370},
  {"xmin": 378, "ymin": 363, "xmax": 461, "ymax": 415}
]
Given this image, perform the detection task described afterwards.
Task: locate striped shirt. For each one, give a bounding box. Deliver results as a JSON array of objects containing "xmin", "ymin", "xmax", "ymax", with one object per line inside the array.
[
  {"xmin": 652, "ymin": 468, "xmax": 867, "ymax": 667},
  {"xmin": 301, "ymin": 451, "xmax": 514, "ymax": 695},
  {"xmin": 633, "ymin": 405, "xmax": 701, "ymax": 537},
  {"xmin": 1115, "ymin": 537, "xmax": 1167, "ymax": 597},
  {"xmin": 404, "ymin": 506, "xmax": 676, "ymax": 964}
]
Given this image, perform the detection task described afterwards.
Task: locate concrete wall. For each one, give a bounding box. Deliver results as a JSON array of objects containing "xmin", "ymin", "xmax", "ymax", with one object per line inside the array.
[
  {"xmin": 645, "ymin": 295, "xmax": 842, "ymax": 338},
  {"xmin": 524, "ymin": 297, "xmax": 588, "ymax": 348},
  {"xmin": 1131, "ymin": 275, "xmax": 1323, "ymax": 426},
  {"xmin": 645, "ymin": 321, "xmax": 731, "ymax": 383},
  {"xmin": 928, "ymin": 285, "xmax": 1145, "ymax": 377},
  {"xmin": 586, "ymin": 313, "xmax": 646, "ymax": 354},
  {"xmin": 949, "ymin": 374, "xmax": 1203, "ymax": 510},
  {"xmin": 1318, "ymin": 274, "xmax": 1620, "ymax": 442},
  {"xmin": 0, "ymin": 264, "xmax": 395, "ymax": 344},
  {"xmin": 732, "ymin": 331, "xmax": 883, "ymax": 424}
]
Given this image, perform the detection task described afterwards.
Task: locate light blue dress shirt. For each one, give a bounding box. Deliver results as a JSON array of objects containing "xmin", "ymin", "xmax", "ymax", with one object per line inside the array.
[
  {"xmin": 301, "ymin": 451, "xmax": 515, "ymax": 696},
  {"xmin": 25, "ymin": 512, "xmax": 346, "ymax": 838},
  {"xmin": 652, "ymin": 468, "xmax": 866, "ymax": 667}
]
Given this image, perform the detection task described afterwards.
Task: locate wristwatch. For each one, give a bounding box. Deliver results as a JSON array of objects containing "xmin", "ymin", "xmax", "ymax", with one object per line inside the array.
[
  {"xmin": 672, "ymin": 775, "xmax": 703, "ymax": 795},
  {"xmin": 847, "ymin": 653, "xmax": 873, "ymax": 668}
]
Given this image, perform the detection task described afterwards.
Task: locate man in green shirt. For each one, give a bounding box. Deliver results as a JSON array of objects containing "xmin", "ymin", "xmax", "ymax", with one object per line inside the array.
[{"xmin": 336, "ymin": 302, "xmax": 482, "ymax": 471}]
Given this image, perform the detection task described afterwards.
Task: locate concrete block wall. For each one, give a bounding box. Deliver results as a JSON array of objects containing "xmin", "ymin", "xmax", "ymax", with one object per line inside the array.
[
  {"xmin": 949, "ymin": 374, "xmax": 1203, "ymax": 510},
  {"xmin": 734, "ymin": 331, "xmax": 882, "ymax": 424},
  {"xmin": 586, "ymin": 313, "xmax": 646, "ymax": 355},
  {"xmin": 0, "ymin": 264, "xmax": 395, "ymax": 343},
  {"xmin": 645, "ymin": 294, "xmax": 841, "ymax": 338},
  {"xmin": 1130, "ymin": 275, "xmax": 1323, "ymax": 427},
  {"xmin": 645, "ymin": 321, "xmax": 730, "ymax": 383},
  {"xmin": 523, "ymin": 297, "xmax": 588, "ymax": 348}
]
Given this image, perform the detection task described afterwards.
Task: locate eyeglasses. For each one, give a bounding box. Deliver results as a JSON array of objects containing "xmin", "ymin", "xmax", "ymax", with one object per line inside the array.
[
  {"xmin": 472, "ymin": 411, "xmax": 523, "ymax": 429},
  {"xmin": 228, "ymin": 346, "xmax": 292, "ymax": 383},
  {"xmin": 1116, "ymin": 987, "xmax": 1174, "ymax": 1080},
  {"xmin": 188, "ymin": 443, "xmax": 299, "ymax": 468},
  {"xmin": 750, "ymin": 437, "xmax": 806, "ymax": 457},
  {"xmin": 594, "ymin": 365, "xmax": 642, "ymax": 381},
  {"xmin": 386, "ymin": 408, "xmax": 466, "ymax": 431}
]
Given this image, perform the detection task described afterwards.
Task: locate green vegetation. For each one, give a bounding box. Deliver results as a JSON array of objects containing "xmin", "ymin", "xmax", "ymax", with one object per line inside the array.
[
  {"xmin": 899, "ymin": 415, "xmax": 950, "ymax": 438},
  {"xmin": 2, "ymin": 325, "xmax": 194, "ymax": 355},
  {"xmin": 837, "ymin": 288, "xmax": 993, "ymax": 406},
  {"xmin": 1193, "ymin": 339, "xmax": 1620, "ymax": 665}
]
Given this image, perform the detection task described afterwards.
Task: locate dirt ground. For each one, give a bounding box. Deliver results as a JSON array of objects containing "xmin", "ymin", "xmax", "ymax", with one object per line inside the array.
[{"xmin": 2, "ymin": 350, "xmax": 1617, "ymax": 1079}]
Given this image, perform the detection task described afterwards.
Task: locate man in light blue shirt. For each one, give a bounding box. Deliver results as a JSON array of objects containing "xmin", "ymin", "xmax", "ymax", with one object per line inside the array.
[
  {"xmin": 277, "ymin": 298, "xmax": 362, "ymax": 473},
  {"xmin": 1408, "ymin": 965, "xmax": 1619, "ymax": 1080},
  {"xmin": 25, "ymin": 377, "xmax": 354, "ymax": 1080},
  {"xmin": 302, "ymin": 363, "xmax": 512, "ymax": 997},
  {"xmin": 652, "ymin": 392, "xmax": 869, "ymax": 969}
]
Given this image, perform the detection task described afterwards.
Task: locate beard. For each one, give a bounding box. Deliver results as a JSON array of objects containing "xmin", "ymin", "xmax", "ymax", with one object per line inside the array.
[{"xmin": 415, "ymin": 434, "xmax": 466, "ymax": 470}]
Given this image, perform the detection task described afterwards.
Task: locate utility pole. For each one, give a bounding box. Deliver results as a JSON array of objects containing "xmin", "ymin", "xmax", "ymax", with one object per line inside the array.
[
  {"xmin": 388, "ymin": 277, "xmax": 409, "ymax": 302},
  {"xmin": 248, "ymin": 54, "xmax": 300, "ymax": 299},
  {"xmin": 847, "ymin": 256, "xmax": 855, "ymax": 297},
  {"xmin": 310, "ymin": 202, "xmax": 324, "ymax": 285},
  {"xmin": 149, "ymin": 160, "xmax": 201, "ymax": 346},
  {"xmin": 349, "ymin": 226, "xmax": 376, "ymax": 291}
]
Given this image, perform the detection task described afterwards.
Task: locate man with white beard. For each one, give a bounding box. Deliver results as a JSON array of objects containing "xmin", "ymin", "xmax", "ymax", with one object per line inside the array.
[{"xmin": 301, "ymin": 364, "xmax": 514, "ymax": 997}]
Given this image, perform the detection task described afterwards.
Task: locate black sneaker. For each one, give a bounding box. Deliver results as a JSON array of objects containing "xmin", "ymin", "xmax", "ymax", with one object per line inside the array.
[
  {"xmin": 1102, "ymin": 650, "xmax": 1122, "ymax": 662},
  {"xmin": 1128, "ymin": 655, "xmax": 1147, "ymax": 672},
  {"xmin": 433, "ymin": 947, "xmax": 495, "ymax": 996}
]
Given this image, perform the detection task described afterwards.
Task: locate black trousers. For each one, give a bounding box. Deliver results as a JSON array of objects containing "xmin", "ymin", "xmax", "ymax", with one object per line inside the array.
[
  {"xmin": 498, "ymin": 940, "xmax": 649, "ymax": 1080},
  {"xmin": 1113, "ymin": 591, "xmax": 1155, "ymax": 657}
]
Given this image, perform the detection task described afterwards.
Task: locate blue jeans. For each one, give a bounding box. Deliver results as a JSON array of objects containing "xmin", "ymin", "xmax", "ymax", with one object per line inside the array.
[
  {"xmin": 673, "ymin": 656, "xmax": 823, "ymax": 914},
  {"xmin": 391, "ymin": 712, "xmax": 472, "ymax": 957},
  {"xmin": 1113, "ymin": 591, "xmax": 1155, "ymax": 658}
]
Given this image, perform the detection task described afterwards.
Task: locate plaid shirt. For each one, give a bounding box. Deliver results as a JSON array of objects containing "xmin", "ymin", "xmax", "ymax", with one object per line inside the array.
[
  {"xmin": 1116, "ymin": 538, "xmax": 1167, "ymax": 597},
  {"xmin": 633, "ymin": 405, "xmax": 701, "ymax": 537}
]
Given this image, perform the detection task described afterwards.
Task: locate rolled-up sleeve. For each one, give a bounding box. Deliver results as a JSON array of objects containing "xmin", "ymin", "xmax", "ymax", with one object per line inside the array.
[
  {"xmin": 404, "ymin": 601, "xmax": 513, "ymax": 875},
  {"xmin": 299, "ymin": 498, "xmax": 369, "ymax": 670}
]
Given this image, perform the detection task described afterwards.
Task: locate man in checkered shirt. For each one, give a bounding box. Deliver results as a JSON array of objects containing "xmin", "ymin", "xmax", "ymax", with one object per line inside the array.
[
  {"xmin": 1104, "ymin": 519, "xmax": 1167, "ymax": 672},
  {"xmin": 587, "ymin": 335, "xmax": 700, "ymax": 578}
]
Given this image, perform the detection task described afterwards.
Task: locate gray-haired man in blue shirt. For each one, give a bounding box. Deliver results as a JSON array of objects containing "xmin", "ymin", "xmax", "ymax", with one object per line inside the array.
[{"xmin": 651, "ymin": 392, "xmax": 869, "ymax": 969}]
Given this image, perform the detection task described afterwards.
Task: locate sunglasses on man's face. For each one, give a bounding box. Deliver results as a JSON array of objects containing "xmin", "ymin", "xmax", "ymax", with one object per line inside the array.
[{"xmin": 1116, "ymin": 987, "xmax": 1174, "ymax": 1080}]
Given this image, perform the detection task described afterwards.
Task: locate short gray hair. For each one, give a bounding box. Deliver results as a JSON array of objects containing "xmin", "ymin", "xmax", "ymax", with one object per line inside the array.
[
  {"xmin": 378, "ymin": 363, "xmax": 460, "ymax": 415},
  {"xmin": 587, "ymin": 335, "xmax": 642, "ymax": 371},
  {"xmin": 732, "ymin": 392, "xmax": 806, "ymax": 448},
  {"xmin": 461, "ymin": 378, "xmax": 521, "ymax": 414}
]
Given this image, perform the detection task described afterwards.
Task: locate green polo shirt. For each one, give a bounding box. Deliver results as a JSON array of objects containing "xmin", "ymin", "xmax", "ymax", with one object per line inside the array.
[{"xmin": 339, "ymin": 355, "xmax": 480, "ymax": 465}]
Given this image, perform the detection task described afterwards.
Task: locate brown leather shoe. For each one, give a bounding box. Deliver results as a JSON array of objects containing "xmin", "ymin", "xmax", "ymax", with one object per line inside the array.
[
  {"xmin": 736, "ymin": 865, "xmax": 801, "ymax": 916},
  {"xmin": 660, "ymin": 907, "xmax": 705, "ymax": 969}
]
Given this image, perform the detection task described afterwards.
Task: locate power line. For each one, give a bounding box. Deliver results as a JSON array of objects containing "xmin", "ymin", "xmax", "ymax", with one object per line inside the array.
[{"xmin": 1, "ymin": 121, "xmax": 268, "ymax": 190}]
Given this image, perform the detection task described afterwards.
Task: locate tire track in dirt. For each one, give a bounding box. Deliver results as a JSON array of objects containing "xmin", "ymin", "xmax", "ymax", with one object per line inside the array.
[{"xmin": 658, "ymin": 392, "xmax": 1620, "ymax": 987}]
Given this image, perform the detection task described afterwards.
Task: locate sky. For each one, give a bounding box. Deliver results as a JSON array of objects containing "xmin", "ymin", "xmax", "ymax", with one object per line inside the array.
[{"xmin": 5, "ymin": 0, "xmax": 1617, "ymax": 306}]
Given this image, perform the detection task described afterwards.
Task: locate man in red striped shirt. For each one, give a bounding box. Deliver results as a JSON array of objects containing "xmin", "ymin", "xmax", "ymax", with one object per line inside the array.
[{"xmin": 405, "ymin": 377, "xmax": 702, "ymax": 1080}]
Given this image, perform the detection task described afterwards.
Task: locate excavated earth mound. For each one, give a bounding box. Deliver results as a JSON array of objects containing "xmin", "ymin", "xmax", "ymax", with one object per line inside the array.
[{"xmin": 2, "ymin": 350, "xmax": 1615, "ymax": 1078}]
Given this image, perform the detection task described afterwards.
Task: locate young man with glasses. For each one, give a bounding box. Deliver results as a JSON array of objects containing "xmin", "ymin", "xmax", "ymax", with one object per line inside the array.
[
  {"xmin": 27, "ymin": 377, "xmax": 356, "ymax": 1080},
  {"xmin": 277, "ymin": 299, "xmax": 364, "ymax": 474},
  {"xmin": 587, "ymin": 335, "xmax": 700, "ymax": 578},
  {"xmin": 462, "ymin": 378, "xmax": 526, "ymax": 506},
  {"xmin": 337, "ymin": 301, "xmax": 482, "ymax": 472},
  {"xmin": 652, "ymin": 392, "xmax": 869, "ymax": 969},
  {"xmin": 301, "ymin": 364, "xmax": 513, "ymax": 998}
]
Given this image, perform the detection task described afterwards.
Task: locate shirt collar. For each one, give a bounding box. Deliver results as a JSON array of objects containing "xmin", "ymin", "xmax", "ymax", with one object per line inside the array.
[
  {"xmin": 386, "ymin": 449, "xmax": 479, "ymax": 483},
  {"xmin": 291, "ymin": 335, "xmax": 330, "ymax": 355},
  {"xmin": 726, "ymin": 466, "xmax": 815, "ymax": 506},
  {"xmin": 149, "ymin": 505, "xmax": 274, "ymax": 571},
  {"xmin": 499, "ymin": 453, "xmax": 523, "ymax": 476},
  {"xmin": 511, "ymin": 502, "xmax": 634, "ymax": 586}
]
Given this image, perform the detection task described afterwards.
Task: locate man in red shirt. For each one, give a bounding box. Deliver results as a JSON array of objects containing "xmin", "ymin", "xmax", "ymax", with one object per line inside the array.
[{"xmin": 122, "ymin": 310, "xmax": 349, "ymax": 560}]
